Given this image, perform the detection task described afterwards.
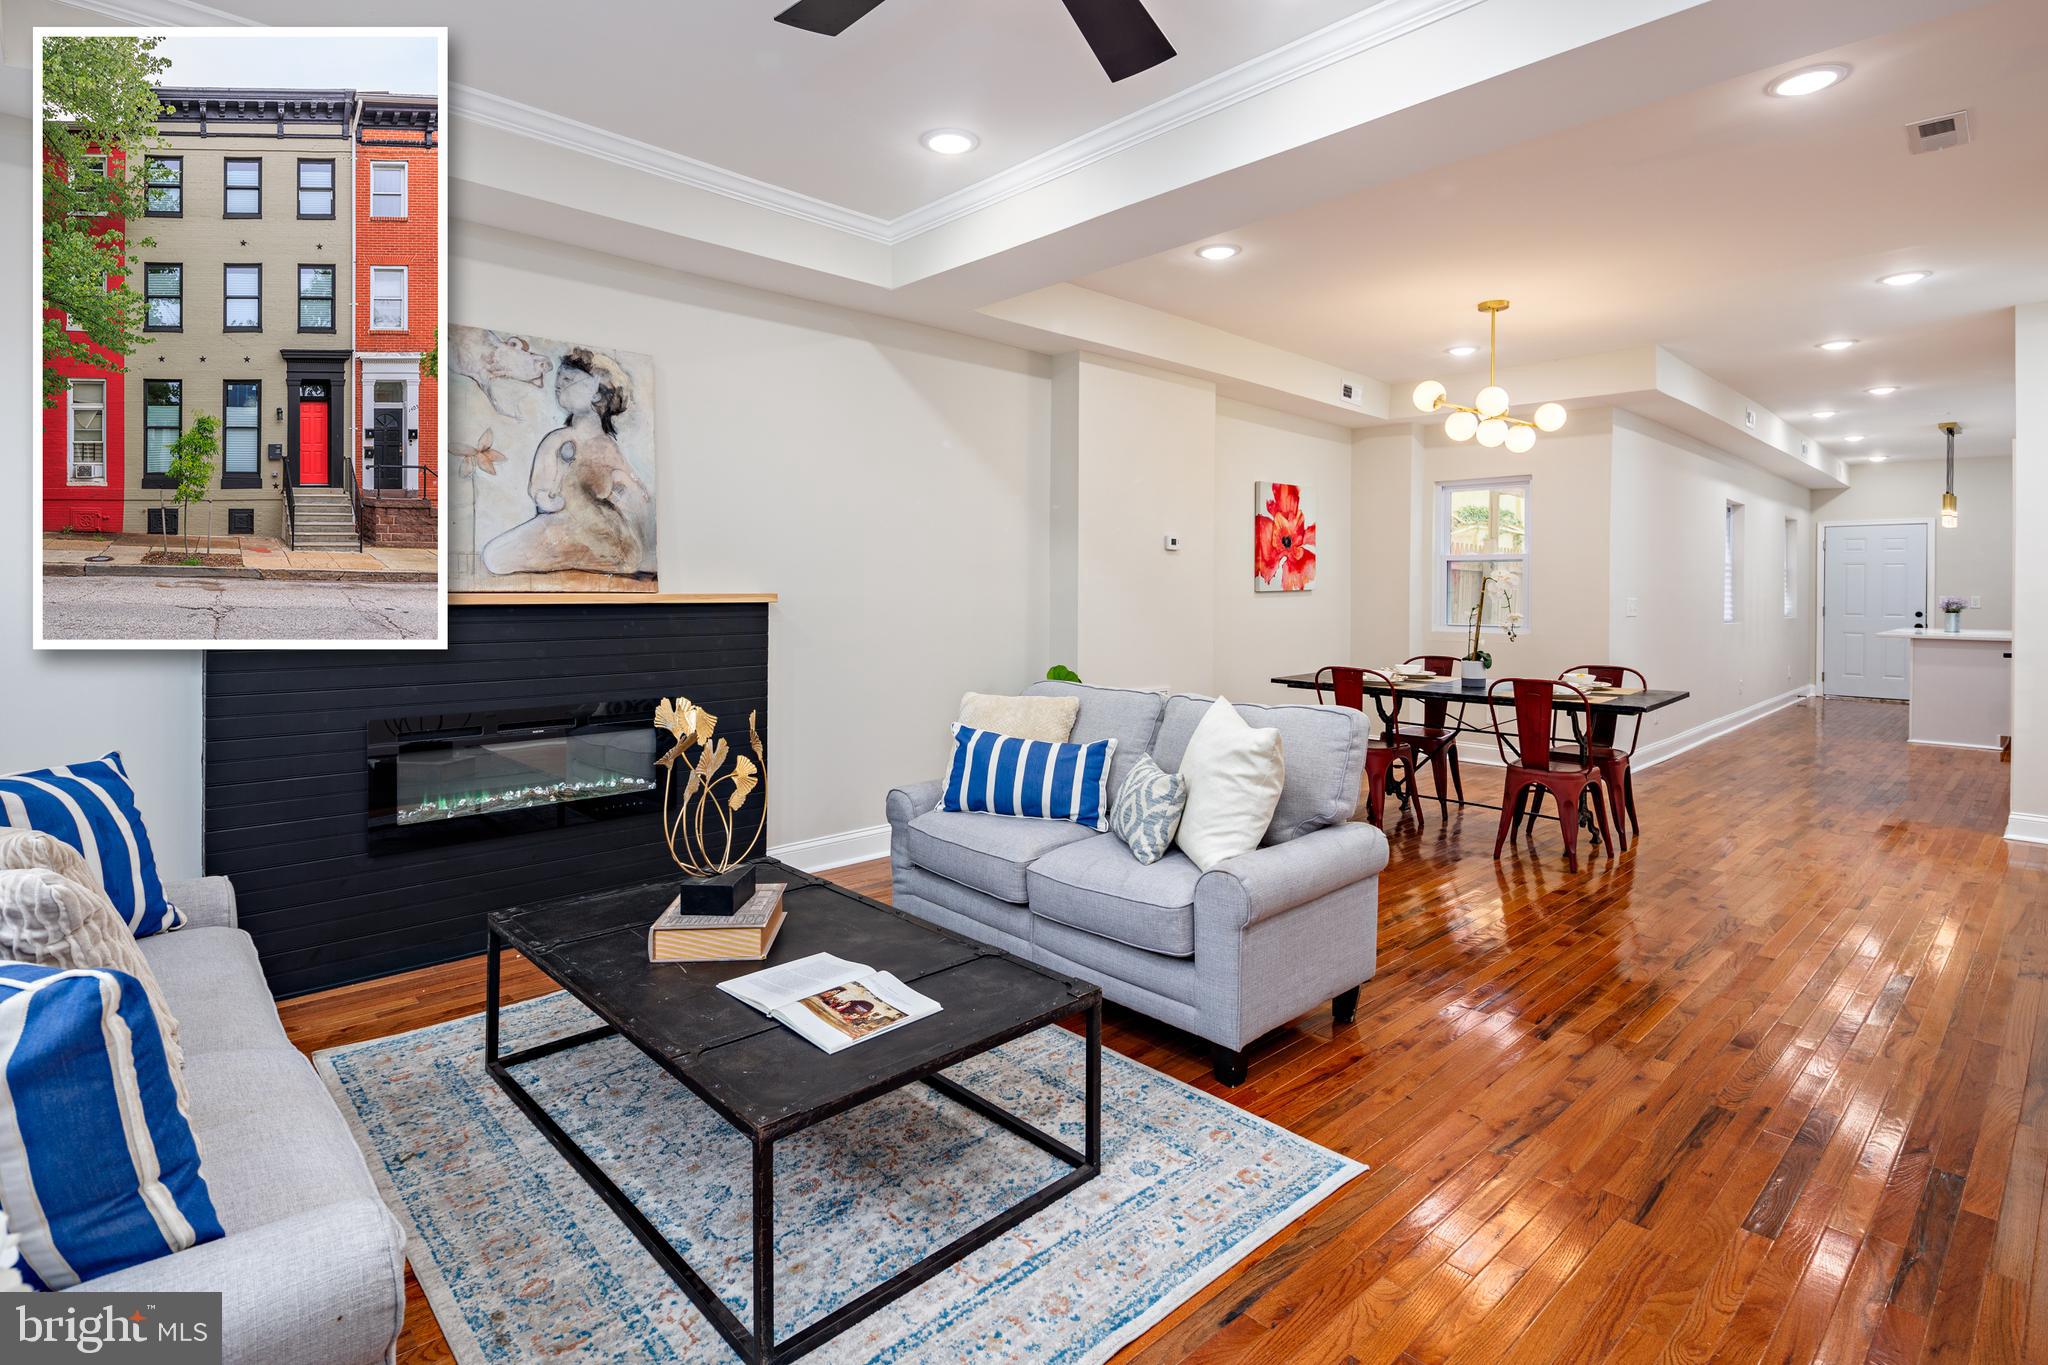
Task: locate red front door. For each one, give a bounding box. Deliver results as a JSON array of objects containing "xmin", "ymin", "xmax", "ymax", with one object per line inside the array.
[{"xmin": 298, "ymin": 386, "xmax": 330, "ymax": 486}]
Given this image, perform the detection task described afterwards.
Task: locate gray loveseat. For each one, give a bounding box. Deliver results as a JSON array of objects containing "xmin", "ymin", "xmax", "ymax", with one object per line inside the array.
[
  {"xmin": 889, "ymin": 681, "xmax": 1389, "ymax": 1083},
  {"xmin": 62, "ymin": 877, "xmax": 407, "ymax": 1365}
]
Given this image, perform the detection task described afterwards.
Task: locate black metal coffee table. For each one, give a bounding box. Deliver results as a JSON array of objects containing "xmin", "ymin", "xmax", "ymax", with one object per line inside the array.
[{"xmin": 484, "ymin": 862, "xmax": 1102, "ymax": 1364}]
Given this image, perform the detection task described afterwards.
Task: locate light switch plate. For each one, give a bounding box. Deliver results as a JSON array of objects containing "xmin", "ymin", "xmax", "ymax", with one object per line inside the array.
[
  {"xmin": 1970, "ymin": 595, "xmax": 1982, "ymax": 608},
  {"xmin": 1163, "ymin": 535, "xmax": 1180, "ymax": 552},
  {"xmin": 1625, "ymin": 596, "xmax": 1639, "ymax": 617}
]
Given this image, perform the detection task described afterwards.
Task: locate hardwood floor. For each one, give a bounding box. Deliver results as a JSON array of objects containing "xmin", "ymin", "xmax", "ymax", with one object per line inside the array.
[{"xmin": 277, "ymin": 697, "xmax": 2046, "ymax": 1363}]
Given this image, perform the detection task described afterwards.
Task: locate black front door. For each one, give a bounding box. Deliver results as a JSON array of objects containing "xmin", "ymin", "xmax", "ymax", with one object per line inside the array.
[{"xmin": 372, "ymin": 408, "xmax": 404, "ymax": 489}]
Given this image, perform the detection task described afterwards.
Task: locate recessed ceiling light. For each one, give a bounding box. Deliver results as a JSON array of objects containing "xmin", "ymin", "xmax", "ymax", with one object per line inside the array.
[
  {"xmin": 1195, "ymin": 243, "xmax": 1241, "ymax": 262},
  {"xmin": 1810, "ymin": 410, "xmax": 1837, "ymax": 420},
  {"xmin": 1446, "ymin": 345, "xmax": 1478, "ymax": 357},
  {"xmin": 1817, "ymin": 339, "xmax": 1858, "ymax": 351},
  {"xmin": 1869, "ymin": 453, "xmax": 1888, "ymax": 462},
  {"xmin": 920, "ymin": 129, "xmax": 979, "ymax": 155},
  {"xmin": 1878, "ymin": 270, "xmax": 1931, "ymax": 287},
  {"xmin": 1766, "ymin": 64, "xmax": 1850, "ymax": 98},
  {"xmin": 1843, "ymin": 434, "xmax": 1865, "ymax": 443},
  {"xmin": 1865, "ymin": 385, "xmax": 1898, "ymax": 397}
]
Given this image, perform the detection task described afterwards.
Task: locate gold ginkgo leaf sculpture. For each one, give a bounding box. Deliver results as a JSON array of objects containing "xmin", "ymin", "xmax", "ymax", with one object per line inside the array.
[{"xmin": 656, "ymin": 696, "xmax": 765, "ymax": 876}]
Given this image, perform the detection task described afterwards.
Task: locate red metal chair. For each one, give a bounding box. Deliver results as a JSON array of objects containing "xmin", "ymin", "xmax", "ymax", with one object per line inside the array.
[
  {"xmin": 1402, "ymin": 654, "xmax": 1466, "ymax": 815},
  {"xmin": 1487, "ymin": 678, "xmax": 1614, "ymax": 873},
  {"xmin": 1560, "ymin": 665, "xmax": 1647, "ymax": 849},
  {"xmin": 1314, "ymin": 666, "xmax": 1422, "ymax": 831}
]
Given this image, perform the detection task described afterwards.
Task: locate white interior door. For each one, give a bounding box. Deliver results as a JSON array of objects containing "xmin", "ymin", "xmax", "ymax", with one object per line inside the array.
[{"xmin": 1822, "ymin": 522, "xmax": 1928, "ymax": 699}]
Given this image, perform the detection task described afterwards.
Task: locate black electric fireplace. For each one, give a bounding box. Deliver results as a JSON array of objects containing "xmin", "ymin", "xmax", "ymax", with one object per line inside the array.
[
  {"xmin": 204, "ymin": 599, "xmax": 768, "ymax": 996},
  {"xmin": 366, "ymin": 699, "xmax": 663, "ymax": 853}
]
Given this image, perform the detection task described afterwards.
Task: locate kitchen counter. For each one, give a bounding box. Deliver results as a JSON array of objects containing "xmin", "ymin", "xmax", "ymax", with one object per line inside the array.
[{"xmin": 1876, "ymin": 628, "xmax": 2013, "ymax": 749}]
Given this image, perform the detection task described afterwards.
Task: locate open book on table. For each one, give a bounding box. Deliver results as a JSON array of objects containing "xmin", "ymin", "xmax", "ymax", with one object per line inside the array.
[{"xmin": 717, "ymin": 952, "xmax": 942, "ymax": 1054}]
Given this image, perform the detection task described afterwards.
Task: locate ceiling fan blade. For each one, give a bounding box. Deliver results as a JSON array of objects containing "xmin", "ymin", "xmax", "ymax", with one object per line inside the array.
[
  {"xmin": 774, "ymin": 0, "xmax": 892, "ymax": 37},
  {"xmin": 1060, "ymin": 0, "xmax": 1176, "ymax": 81}
]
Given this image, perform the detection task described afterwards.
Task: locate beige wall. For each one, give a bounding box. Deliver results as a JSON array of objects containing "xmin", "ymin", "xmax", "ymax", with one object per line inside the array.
[
  {"xmin": 125, "ymin": 130, "xmax": 354, "ymax": 538},
  {"xmin": 1810, "ymin": 455, "xmax": 2015, "ymax": 631},
  {"xmin": 1214, "ymin": 398, "xmax": 1353, "ymax": 703},
  {"xmin": 2011, "ymin": 303, "xmax": 2047, "ymax": 844},
  {"xmin": 456, "ymin": 226, "xmax": 1053, "ymax": 848},
  {"xmin": 1056, "ymin": 353, "xmax": 1218, "ymax": 692},
  {"xmin": 1609, "ymin": 411, "xmax": 1814, "ymax": 747}
]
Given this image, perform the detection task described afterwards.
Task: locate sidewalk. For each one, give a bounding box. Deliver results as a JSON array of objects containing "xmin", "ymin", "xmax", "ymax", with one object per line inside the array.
[{"xmin": 42, "ymin": 532, "xmax": 438, "ymax": 584}]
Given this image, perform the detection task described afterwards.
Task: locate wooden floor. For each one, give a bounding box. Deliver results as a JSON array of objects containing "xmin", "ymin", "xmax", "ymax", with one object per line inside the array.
[{"xmin": 278, "ymin": 698, "xmax": 2047, "ymax": 1363}]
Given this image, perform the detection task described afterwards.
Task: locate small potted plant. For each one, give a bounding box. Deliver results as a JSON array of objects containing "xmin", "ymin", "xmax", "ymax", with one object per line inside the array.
[
  {"xmin": 1939, "ymin": 595, "xmax": 1968, "ymax": 633},
  {"xmin": 1461, "ymin": 570, "xmax": 1522, "ymax": 686}
]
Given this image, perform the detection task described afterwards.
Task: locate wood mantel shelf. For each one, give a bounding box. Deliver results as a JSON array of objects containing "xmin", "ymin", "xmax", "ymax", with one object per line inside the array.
[{"xmin": 447, "ymin": 592, "xmax": 778, "ymax": 606}]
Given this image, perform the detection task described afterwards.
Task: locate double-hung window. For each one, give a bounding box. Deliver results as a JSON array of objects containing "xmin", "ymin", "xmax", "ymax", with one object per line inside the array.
[
  {"xmin": 1723, "ymin": 501, "xmax": 1746, "ymax": 623},
  {"xmin": 369, "ymin": 160, "xmax": 406, "ymax": 218},
  {"xmin": 1783, "ymin": 517, "xmax": 1798, "ymax": 618},
  {"xmin": 297, "ymin": 158, "xmax": 334, "ymax": 218},
  {"xmin": 370, "ymin": 266, "xmax": 408, "ymax": 331},
  {"xmin": 224, "ymin": 264, "xmax": 261, "ymax": 331},
  {"xmin": 145, "ymin": 156, "xmax": 182, "ymax": 215},
  {"xmin": 68, "ymin": 380, "xmax": 107, "ymax": 485},
  {"xmin": 1437, "ymin": 477, "xmax": 1531, "ymax": 631},
  {"xmin": 298, "ymin": 264, "xmax": 335, "ymax": 332},
  {"xmin": 223, "ymin": 381, "xmax": 261, "ymax": 488},
  {"xmin": 66, "ymin": 154, "xmax": 108, "ymax": 216},
  {"xmin": 224, "ymin": 157, "xmax": 261, "ymax": 217},
  {"xmin": 144, "ymin": 379, "xmax": 181, "ymax": 483},
  {"xmin": 144, "ymin": 263, "xmax": 182, "ymax": 331}
]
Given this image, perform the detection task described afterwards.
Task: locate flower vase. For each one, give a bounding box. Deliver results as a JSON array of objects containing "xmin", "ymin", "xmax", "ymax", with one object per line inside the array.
[
  {"xmin": 1944, "ymin": 612, "xmax": 1962, "ymax": 634},
  {"xmin": 1460, "ymin": 659, "xmax": 1488, "ymax": 688}
]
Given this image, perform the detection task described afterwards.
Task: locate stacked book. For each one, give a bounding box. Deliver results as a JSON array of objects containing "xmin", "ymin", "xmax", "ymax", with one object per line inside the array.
[{"xmin": 648, "ymin": 882, "xmax": 787, "ymax": 962}]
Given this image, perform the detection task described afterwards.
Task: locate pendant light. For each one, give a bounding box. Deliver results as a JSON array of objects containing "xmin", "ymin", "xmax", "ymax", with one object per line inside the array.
[
  {"xmin": 1938, "ymin": 421, "xmax": 1960, "ymax": 528},
  {"xmin": 1411, "ymin": 300, "xmax": 1564, "ymax": 453}
]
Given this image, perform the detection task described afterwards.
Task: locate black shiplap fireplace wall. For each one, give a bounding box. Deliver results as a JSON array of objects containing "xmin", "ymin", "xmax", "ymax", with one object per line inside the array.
[{"xmin": 203, "ymin": 602, "xmax": 768, "ymax": 997}]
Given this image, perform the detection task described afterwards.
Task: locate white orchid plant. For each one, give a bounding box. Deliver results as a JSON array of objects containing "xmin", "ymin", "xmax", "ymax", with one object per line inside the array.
[
  {"xmin": 654, "ymin": 697, "xmax": 765, "ymax": 877},
  {"xmin": 1465, "ymin": 569, "xmax": 1523, "ymax": 669}
]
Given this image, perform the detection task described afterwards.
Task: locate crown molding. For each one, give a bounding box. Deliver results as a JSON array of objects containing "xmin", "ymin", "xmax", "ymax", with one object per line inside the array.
[
  {"xmin": 887, "ymin": 0, "xmax": 1487, "ymax": 240},
  {"xmin": 51, "ymin": 0, "xmax": 1485, "ymax": 250},
  {"xmin": 451, "ymin": 86, "xmax": 897, "ymax": 244}
]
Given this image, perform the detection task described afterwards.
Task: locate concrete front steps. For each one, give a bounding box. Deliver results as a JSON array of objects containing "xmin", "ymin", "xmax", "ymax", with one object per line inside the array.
[{"xmin": 291, "ymin": 486, "xmax": 362, "ymax": 552}]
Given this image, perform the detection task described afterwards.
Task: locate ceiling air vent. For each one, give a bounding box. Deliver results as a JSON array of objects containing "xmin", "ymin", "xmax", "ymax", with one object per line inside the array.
[{"xmin": 1906, "ymin": 111, "xmax": 1971, "ymax": 155}]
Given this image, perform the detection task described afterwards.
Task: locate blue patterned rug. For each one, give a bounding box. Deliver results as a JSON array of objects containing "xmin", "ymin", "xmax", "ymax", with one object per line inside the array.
[{"xmin": 315, "ymin": 992, "xmax": 1361, "ymax": 1363}]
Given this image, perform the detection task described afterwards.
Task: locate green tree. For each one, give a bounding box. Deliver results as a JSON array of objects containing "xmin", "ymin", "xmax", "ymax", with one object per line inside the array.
[
  {"xmin": 420, "ymin": 324, "xmax": 439, "ymax": 380},
  {"xmin": 42, "ymin": 35, "xmax": 169, "ymax": 406},
  {"xmin": 166, "ymin": 414, "xmax": 218, "ymax": 557}
]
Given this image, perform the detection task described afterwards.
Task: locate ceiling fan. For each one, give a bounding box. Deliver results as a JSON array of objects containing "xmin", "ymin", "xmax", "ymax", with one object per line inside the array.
[{"xmin": 774, "ymin": 0, "xmax": 1177, "ymax": 82}]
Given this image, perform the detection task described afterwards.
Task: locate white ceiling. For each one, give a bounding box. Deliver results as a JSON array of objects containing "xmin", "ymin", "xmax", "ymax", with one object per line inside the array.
[
  {"xmin": 166, "ymin": 0, "xmax": 1383, "ymax": 219},
  {"xmin": 1079, "ymin": 0, "xmax": 2044, "ymax": 458}
]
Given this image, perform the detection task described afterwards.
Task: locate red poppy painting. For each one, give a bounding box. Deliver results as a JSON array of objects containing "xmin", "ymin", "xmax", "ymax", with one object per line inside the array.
[{"xmin": 1254, "ymin": 481, "xmax": 1317, "ymax": 592}]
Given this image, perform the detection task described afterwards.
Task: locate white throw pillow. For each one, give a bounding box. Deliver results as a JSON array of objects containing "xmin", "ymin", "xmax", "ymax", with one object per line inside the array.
[
  {"xmin": 1174, "ymin": 697, "xmax": 1285, "ymax": 873},
  {"xmin": 0, "ymin": 833, "xmax": 186, "ymax": 1084}
]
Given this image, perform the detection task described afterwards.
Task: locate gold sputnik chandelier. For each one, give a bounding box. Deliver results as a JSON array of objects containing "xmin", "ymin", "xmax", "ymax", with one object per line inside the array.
[{"xmin": 1411, "ymin": 299, "xmax": 1566, "ymax": 453}]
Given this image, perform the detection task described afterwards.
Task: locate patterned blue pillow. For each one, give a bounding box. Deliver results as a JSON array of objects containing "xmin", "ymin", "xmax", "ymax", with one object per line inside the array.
[
  {"xmin": 0, "ymin": 752, "xmax": 182, "ymax": 937},
  {"xmin": 1109, "ymin": 754, "xmax": 1189, "ymax": 865},
  {"xmin": 943, "ymin": 724, "xmax": 1117, "ymax": 830},
  {"xmin": 0, "ymin": 962, "xmax": 224, "ymax": 1288}
]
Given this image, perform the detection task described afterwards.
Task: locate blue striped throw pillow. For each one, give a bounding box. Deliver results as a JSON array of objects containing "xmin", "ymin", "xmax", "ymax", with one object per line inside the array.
[
  {"xmin": 0, "ymin": 962, "xmax": 223, "ymax": 1289},
  {"xmin": 0, "ymin": 752, "xmax": 182, "ymax": 938},
  {"xmin": 943, "ymin": 724, "xmax": 1117, "ymax": 830}
]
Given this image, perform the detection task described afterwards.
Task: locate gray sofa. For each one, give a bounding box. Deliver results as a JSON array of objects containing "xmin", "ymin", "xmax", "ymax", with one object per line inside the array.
[
  {"xmin": 62, "ymin": 876, "xmax": 407, "ymax": 1365},
  {"xmin": 889, "ymin": 681, "xmax": 1388, "ymax": 1083}
]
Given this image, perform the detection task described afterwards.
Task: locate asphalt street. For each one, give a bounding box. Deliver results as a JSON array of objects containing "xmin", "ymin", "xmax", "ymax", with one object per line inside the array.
[{"xmin": 42, "ymin": 576, "xmax": 440, "ymax": 642}]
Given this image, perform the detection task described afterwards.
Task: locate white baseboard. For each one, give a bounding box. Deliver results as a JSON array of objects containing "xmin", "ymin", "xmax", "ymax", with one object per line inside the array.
[
  {"xmin": 768, "ymin": 822, "xmax": 892, "ymax": 873},
  {"xmin": 2006, "ymin": 811, "xmax": 2048, "ymax": 846},
  {"xmin": 1445, "ymin": 687, "xmax": 1812, "ymax": 772}
]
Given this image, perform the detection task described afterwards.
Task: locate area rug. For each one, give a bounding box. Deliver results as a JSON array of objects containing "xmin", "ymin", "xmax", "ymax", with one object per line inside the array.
[{"xmin": 315, "ymin": 991, "xmax": 1361, "ymax": 1363}]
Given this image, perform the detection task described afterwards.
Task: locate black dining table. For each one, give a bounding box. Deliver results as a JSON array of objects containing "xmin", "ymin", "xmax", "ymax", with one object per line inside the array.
[{"xmin": 1269, "ymin": 671, "xmax": 1692, "ymax": 836}]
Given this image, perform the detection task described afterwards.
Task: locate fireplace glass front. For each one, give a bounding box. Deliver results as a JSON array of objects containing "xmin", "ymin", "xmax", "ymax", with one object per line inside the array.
[{"xmin": 366, "ymin": 699, "xmax": 662, "ymax": 853}]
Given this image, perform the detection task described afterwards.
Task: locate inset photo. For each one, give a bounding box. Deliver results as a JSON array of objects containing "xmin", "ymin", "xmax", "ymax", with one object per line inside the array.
[{"xmin": 34, "ymin": 25, "xmax": 447, "ymax": 647}]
